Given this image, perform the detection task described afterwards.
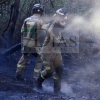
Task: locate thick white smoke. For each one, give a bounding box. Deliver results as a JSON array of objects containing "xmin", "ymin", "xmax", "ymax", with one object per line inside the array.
[
  {"xmin": 61, "ymin": 82, "xmax": 74, "ymax": 95},
  {"xmin": 43, "ymin": 84, "xmax": 53, "ymax": 92},
  {"xmin": 42, "ymin": 82, "xmax": 74, "ymax": 96},
  {"xmin": 40, "ymin": 0, "xmax": 100, "ymax": 97},
  {"xmin": 65, "ymin": 0, "xmax": 100, "ymax": 97},
  {"xmin": 66, "ymin": 0, "xmax": 100, "ymax": 40}
]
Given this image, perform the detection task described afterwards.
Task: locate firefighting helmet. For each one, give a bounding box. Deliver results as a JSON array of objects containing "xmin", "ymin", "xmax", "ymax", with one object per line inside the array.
[
  {"xmin": 54, "ymin": 8, "xmax": 68, "ymax": 27},
  {"xmin": 32, "ymin": 4, "xmax": 44, "ymax": 15}
]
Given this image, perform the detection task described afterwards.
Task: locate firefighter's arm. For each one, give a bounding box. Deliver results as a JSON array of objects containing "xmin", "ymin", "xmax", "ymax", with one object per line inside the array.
[{"xmin": 43, "ymin": 31, "xmax": 51, "ymax": 46}]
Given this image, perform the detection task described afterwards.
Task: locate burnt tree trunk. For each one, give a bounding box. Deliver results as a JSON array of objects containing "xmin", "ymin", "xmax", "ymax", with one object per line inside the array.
[{"xmin": 6, "ymin": 0, "xmax": 20, "ymax": 48}]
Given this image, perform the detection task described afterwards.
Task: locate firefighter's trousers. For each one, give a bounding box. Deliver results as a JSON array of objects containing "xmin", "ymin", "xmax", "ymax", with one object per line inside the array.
[
  {"xmin": 40, "ymin": 53, "xmax": 63, "ymax": 92},
  {"xmin": 16, "ymin": 53, "xmax": 42, "ymax": 78}
]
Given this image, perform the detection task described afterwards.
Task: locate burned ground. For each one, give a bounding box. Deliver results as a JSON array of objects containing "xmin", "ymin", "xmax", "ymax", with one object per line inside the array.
[{"xmin": 0, "ymin": 45, "xmax": 100, "ymax": 100}]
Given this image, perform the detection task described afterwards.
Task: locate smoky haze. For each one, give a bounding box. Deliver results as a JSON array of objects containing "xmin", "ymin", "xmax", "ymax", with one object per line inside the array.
[
  {"xmin": 39, "ymin": 0, "xmax": 100, "ymax": 97},
  {"xmin": 40, "ymin": 0, "xmax": 100, "ymax": 54},
  {"xmin": 63, "ymin": 0, "xmax": 100, "ymax": 98}
]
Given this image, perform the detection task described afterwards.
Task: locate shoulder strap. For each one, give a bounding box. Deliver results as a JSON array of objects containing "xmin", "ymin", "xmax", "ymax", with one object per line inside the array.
[{"xmin": 47, "ymin": 21, "xmax": 54, "ymax": 30}]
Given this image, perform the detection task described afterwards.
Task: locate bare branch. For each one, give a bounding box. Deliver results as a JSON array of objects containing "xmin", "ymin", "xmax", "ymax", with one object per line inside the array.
[
  {"xmin": 0, "ymin": 0, "xmax": 9, "ymax": 4},
  {"xmin": 50, "ymin": 0, "xmax": 54, "ymax": 8}
]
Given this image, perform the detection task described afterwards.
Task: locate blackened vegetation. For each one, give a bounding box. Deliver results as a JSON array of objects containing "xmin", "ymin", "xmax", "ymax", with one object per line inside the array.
[
  {"xmin": 0, "ymin": 0, "xmax": 100, "ymax": 99},
  {"xmin": 0, "ymin": 43, "xmax": 100, "ymax": 99}
]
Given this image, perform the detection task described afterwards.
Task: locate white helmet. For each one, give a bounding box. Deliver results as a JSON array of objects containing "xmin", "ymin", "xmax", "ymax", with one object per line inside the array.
[{"xmin": 54, "ymin": 8, "xmax": 68, "ymax": 27}]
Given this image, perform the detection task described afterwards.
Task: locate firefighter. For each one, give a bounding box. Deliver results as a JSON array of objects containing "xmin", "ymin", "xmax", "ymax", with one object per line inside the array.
[
  {"xmin": 36, "ymin": 8, "xmax": 68, "ymax": 93},
  {"xmin": 14, "ymin": 4, "xmax": 44, "ymax": 80}
]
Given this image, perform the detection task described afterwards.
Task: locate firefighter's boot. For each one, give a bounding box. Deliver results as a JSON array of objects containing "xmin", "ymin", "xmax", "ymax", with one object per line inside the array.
[
  {"xmin": 37, "ymin": 75, "xmax": 44, "ymax": 89},
  {"xmin": 54, "ymin": 77, "xmax": 61, "ymax": 93},
  {"xmin": 54, "ymin": 67, "xmax": 63, "ymax": 93}
]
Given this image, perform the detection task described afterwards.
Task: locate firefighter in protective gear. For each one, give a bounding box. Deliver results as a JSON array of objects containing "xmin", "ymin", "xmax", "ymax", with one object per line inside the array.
[
  {"xmin": 14, "ymin": 4, "xmax": 44, "ymax": 80},
  {"xmin": 36, "ymin": 8, "xmax": 68, "ymax": 93}
]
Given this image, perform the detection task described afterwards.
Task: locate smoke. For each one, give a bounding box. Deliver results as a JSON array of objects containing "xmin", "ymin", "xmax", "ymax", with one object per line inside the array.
[
  {"xmin": 41, "ymin": 0, "xmax": 100, "ymax": 50},
  {"xmin": 66, "ymin": 0, "xmax": 100, "ymax": 40},
  {"xmin": 43, "ymin": 84, "xmax": 53, "ymax": 92},
  {"xmin": 41, "ymin": 0, "xmax": 100, "ymax": 97},
  {"xmin": 71, "ymin": 60, "xmax": 100, "ymax": 96},
  {"xmin": 63, "ymin": 0, "xmax": 100, "ymax": 97},
  {"xmin": 42, "ymin": 82, "xmax": 74, "ymax": 96},
  {"xmin": 61, "ymin": 82, "xmax": 74, "ymax": 95}
]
